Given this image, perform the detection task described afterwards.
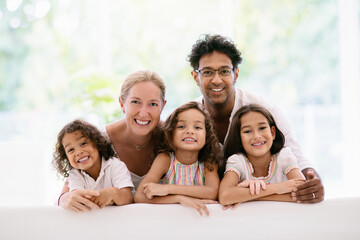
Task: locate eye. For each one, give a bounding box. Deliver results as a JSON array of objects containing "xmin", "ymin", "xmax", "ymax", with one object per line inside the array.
[
  {"xmin": 176, "ymin": 125, "xmax": 185, "ymax": 129},
  {"xmin": 195, "ymin": 126, "xmax": 203, "ymax": 130},
  {"xmin": 67, "ymin": 148, "xmax": 74, "ymax": 153},
  {"xmin": 242, "ymin": 130, "xmax": 251, "ymax": 134},
  {"xmin": 220, "ymin": 69, "xmax": 231, "ymax": 75},
  {"xmin": 259, "ymin": 126, "xmax": 267, "ymax": 131},
  {"xmin": 202, "ymin": 70, "xmax": 214, "ymax": 76},
  {"xmin": 81, "ymin": 141, "xmax": 87, "ymax": 146},
  {"xmin": 131, "ymin": 100, "xmax": 140, "ymax": 104},
  {"xmin": 150, "ymin": 102, "xmax": 158, "ymax": 107}
]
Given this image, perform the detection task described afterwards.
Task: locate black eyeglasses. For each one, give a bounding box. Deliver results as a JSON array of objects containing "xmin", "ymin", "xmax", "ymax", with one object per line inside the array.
[{"xmin": 195, "ymin": 67, "xmax": 235, "ymax": 78}]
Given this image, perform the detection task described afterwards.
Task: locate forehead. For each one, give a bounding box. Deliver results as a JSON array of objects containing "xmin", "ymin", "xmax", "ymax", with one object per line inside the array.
[
  {"xmin": 177, "ymin": 108, "xmax": 205, "ymax": 123},
  {"xmin": 240, "ymin": 111, "xmax": 268, "ymax": 125},
  {"xmin": 198, "ymin": 51, "xmax": 232, "ymax": 69},
  {"xmin": 127, "ymin": 81, "xmax": 162, "ymax": 101},
  {"xmin": 62, "ymin": 130, "xmax": 85, "ymax": 144}
]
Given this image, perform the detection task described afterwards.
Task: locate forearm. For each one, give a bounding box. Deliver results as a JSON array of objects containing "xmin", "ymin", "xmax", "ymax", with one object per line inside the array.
[
  {"xmin": 134, "ymin": 190, "xmax": 181, "ymax": 204},
  {"xmin": 111, "ymin": 187, "xmax": 133, "ymax": 206},
  {"xmin": 167, "ymin": 185, "xmax": 218, "ymax": 200},
  {"xmin": 255, "ymin": 193, "xmax": 295, "ymax": 202},
  {"xmin": 219, "ymin": 185, "xmax": 278, "ymax": 206}
]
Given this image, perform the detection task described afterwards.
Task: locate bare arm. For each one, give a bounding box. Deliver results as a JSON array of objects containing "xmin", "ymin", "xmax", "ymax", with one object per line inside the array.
[
  {"xmin": 58, "ymin": 181, "xmax": 100, "ymax": 211},
  {"xmin": 143, "ymin": 164, "xmax": 219, "ymax": 200},
  {"xmin": 219, "ymin": 171, "xmax": 305, "ymax": 205},
  {"xmin": 91, "ymin": 187, "xmax": 132, "ymax": 208}
]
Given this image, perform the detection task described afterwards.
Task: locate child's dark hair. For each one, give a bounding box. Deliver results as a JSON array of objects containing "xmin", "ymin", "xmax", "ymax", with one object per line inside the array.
[
  {"xmin": 187, "ymin": 34, "xmax": 243, "ymax": 70},
  {"xmin": 52, "ymin": 119, "xmax": 116, "ymax": 178},
  {"xmin": 223, "ymin": 104, "xmax": 285, "ymax": 159},
  {"xmin": 159, "ymin": 101, "xmax": 223, "ymax": 171}
]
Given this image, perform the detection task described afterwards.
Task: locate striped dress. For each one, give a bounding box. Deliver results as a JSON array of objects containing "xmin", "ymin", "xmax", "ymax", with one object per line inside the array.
[{"xmin": 159, "ymin": 152, "xmax": 205, "ymax": 186}]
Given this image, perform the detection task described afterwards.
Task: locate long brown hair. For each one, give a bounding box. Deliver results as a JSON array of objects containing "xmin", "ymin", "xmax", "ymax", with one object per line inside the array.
[
  {"xmin": 159, "ymin": 101, "xmax": 223, "ymax": 171},
  {"xmin": 223, "ymin": 104, "xmax": 285, "ymax": 159}
]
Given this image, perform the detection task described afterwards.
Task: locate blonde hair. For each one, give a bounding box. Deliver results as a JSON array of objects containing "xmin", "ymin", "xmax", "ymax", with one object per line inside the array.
[{"xmin": 120, "ymin": 70, "xmax": 166, "ymax": 104}]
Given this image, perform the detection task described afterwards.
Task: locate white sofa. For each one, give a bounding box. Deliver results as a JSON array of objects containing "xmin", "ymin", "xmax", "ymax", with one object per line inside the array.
[{"xmin": 1, "ymin": 197, "xmax": 359, "ymax": 240}]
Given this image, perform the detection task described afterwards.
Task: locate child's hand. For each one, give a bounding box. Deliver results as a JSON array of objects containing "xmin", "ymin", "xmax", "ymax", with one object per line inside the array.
[
  {"xmin": 143, "ymin": 183, "xmax": 169, "ymax": 199},
  {"xmin": 238, "ymin": 179, "xmax": 267, "ymax": 195},
  {"xmin": 275, "ymin": 179, "xmax": 306, "ymax": 195},
  {"xmin": 178, "ymin": 195, "xmax": 217, "ymax": 216},
  {"xmin": 91, "ymin": 188, "xmax": 116, "ymax": 208}
]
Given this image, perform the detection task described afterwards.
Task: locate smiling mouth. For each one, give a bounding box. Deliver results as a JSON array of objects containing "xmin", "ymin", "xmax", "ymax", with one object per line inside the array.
[
  {"xmin": 211, "ymin": 87, "xmax": 224, "ymax": 92},
  {"xmin": 183, "ymin": 138, "xmax": 196, "ymax": 142},
  {"xmin": 135, "ymin": 119, "xmax": 150, "ymax": 125},
  {"xmin": 78, "ymin": 156, "xmax": 89, "ymax": 163},
  {"xmin": 252, "ymin": 141, "xmax": 266, "ymax": 147}
]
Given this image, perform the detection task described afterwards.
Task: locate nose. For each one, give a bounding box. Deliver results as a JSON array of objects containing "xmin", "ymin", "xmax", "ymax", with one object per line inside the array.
[
  {"xmin": 138, "ymin": 105, "xmax": 149, "ymax": 117},
  {"xmin": 186, "ymin": 128, "xmax": 194, "ymax": 134},
  {"xmin": 253, "ymin": 130, "xmax": 261, "ymax": 139},
  {"xmin": 211, "ymin": 71, "xmax": 222, "ymax": 85},
  {"xmin": 75, "ymin": 149, "xmax": 83, "ymax": 156}
]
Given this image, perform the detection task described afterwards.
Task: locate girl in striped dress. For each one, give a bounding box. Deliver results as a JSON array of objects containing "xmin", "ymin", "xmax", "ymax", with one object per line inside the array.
[
  {"xmin": 134, "ymin": 102, "xmax": 223, "ymax": 216},
  {"xmin": 219, "ymin": 104, "xmax": 306, "ymax": 207}
]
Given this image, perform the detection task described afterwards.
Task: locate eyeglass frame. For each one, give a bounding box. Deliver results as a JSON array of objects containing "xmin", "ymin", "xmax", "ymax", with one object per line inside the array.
[{"xmin": 195, "ymin": 67, "xmax": 236, "ymax": 78}]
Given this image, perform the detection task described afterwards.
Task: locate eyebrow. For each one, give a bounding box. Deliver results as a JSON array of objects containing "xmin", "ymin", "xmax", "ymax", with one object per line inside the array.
[
  {"xmin": 240, "ymin": 121, "xmax": 268, "ymax": 130},
  {"xmin": 130, "ymin": 97, "xmax": 160, "ymax": 102}
]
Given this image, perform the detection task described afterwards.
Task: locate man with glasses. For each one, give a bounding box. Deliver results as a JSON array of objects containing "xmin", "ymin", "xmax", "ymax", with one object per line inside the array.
[{"xmin": 188, "ymin": 34, "xmax": 324, "ymax": 203}]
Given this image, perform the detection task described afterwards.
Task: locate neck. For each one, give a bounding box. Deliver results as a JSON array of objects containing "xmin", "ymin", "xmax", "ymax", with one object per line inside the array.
[
  {"xmin": 203, "ymin": 95, "xmax": 235, "ymax": 121},
  {"xmin": 247, "ymin": 152, "xmax": 272, "ymax": 177},
  {"xmin": 174, "ymin": 149, "xmax": 199, "ymax": 165}
]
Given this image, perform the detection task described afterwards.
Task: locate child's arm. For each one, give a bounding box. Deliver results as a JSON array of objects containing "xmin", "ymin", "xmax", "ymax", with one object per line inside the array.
[
  {"xmin": 219, "ymin": 171, "xmax": 305, "ymax": 205},
  {"xmin": 142, "ymin": 164, "xmax": 219, "ymax": 200},
  {"xmin": 134, "ymin": 154, "xmax": 216, "ymax": 216},
  {"xmin": 91, "ymin": 187, "xmax": 132, "ymax": 208},
  {"xmin": 134, "ymin": 153, "xmax": 173, "ymax": 203}
]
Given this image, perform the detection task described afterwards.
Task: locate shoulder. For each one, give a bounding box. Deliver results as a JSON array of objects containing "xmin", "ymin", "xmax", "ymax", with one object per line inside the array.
[
  {"xmin": 226, "ymin": 153, "xmax": 246, "ymax": 164},
  {"xmin": 276, "ymin": 147, "xmax": 297, "ymax": 167},
  {"xmin": 105, "ymin": 120, "xmax": 126, "ymax": 136}
]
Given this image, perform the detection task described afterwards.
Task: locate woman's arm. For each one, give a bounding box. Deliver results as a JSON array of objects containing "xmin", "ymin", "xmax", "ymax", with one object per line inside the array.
[{"xmin": 142, "ymin": 164, "xmax": 220, "ymax": 200}]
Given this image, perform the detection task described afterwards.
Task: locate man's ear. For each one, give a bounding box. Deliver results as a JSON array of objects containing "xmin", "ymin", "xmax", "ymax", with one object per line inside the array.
[
  {"xmin": 119, "ymin": 97, "xmax": 125, "ymax": 113},
  {"xmin": 234, "ymin": 67, "xmax": 239, "ymax": 84},
  {"xmin": 191, "ymin": 70, "xmax": 200, "ymax": 86}
]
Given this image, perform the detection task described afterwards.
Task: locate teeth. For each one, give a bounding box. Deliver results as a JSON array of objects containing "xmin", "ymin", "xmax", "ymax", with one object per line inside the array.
[
  {"xmin": 183, "ymin": 138, "xmax": 195, "ymax": 142},
  {"xmin": 136, "ymin": 120, "xmax": 150, "ymax": 125},
  {"xmin": 78, "ymin": 156, "xmax": 89, "ymax": 163},
  {"xmin": 212, "ymin": 88, "xmax": 223, "ymax": 92},
  {"xmin": 252, "ymin": 142, "xmax": 265, "ymax": 146}
]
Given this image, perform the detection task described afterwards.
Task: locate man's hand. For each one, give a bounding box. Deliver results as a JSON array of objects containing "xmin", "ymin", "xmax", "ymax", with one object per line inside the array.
[{"xmin": 291, "ymin": 168, "xmax": 324, "ymax": 203}]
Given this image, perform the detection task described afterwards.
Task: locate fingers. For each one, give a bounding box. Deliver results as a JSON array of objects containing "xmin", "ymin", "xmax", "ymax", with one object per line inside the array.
[
  {"xmin": 200, "ymin": 199, "xmax": 218, "ymax": 204},
  {"xmin": 292, "ymin": 178, "xmax": 324, "ymax": 203},
  {"xmin": 305, "ymin": 169, "xmax": 315, "ymax": 180},
  {"xmin": 231, "ymin": 203, "xmax": 241, "ymax": 210}
]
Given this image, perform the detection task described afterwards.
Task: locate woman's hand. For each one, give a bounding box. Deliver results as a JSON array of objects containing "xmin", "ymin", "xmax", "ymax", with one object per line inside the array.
[
  {"xmin": 178, "ymin": 195, "xmax": 217, "ymax": 216},
  {"xmin": 143, "ymin": 183, "xmax": 169, "ymax": 199},
  {"xmin": 238, "ymin": 179, "xmax": 267, "ymax": 195},
  {"xmin": 59, "ymin": 189, "xmax": 100, "ymax": 212}
]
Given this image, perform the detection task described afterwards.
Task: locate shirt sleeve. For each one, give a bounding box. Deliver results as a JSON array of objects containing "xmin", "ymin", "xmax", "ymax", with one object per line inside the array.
[
  {"xmin": 68, "ymin": 169, "xmax": 86, "ymax": 191},
  {"xmin": 277, "ymin": 147, "xmax": 299, "ymax": 176},
  {"xmin": 224, "ymin": 154, "xmax": 247, "ymax": 182},
  {"xmin": 109, "ymin": 158, "xmax": 134, "ymax": 190}
]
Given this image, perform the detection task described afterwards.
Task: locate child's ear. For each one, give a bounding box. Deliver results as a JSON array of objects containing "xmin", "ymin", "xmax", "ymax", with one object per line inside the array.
[{"xmin": 271, "ymin": 126, "xmax": 276, "ymax": 140}]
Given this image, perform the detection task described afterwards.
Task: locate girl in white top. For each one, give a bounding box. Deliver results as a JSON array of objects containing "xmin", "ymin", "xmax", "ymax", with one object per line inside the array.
[
  {"xmin": 219, "ymin": 104, "xmax": 305, "ymax": 207},
  {"xmin": 53, "ymin": 119, "xmax": 133, "ymax": 210}
]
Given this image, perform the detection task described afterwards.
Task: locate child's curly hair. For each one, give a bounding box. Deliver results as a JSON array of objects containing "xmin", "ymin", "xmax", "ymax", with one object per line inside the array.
[
  {"xmin": 52, "ymin": 119, "xmax": 116, "ymax": 178},
  {"xmin": 159, "ymin": 101, "xmax": 223, "ymax": 171}
]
